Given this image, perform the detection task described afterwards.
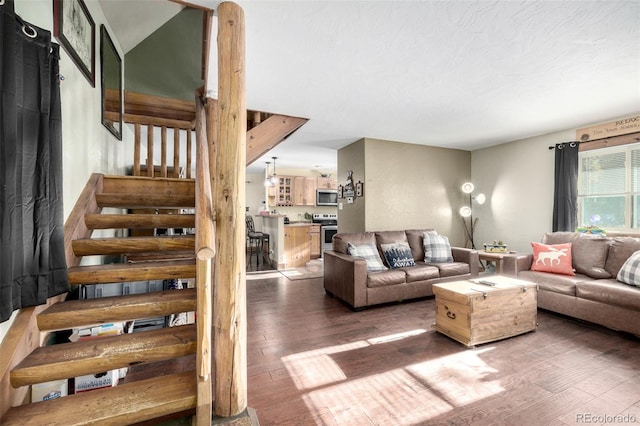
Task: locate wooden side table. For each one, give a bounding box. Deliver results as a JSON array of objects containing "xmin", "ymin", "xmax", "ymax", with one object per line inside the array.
[{"xmin": 478, "ymin": 251, "xmax": 510, "ymax": 274}]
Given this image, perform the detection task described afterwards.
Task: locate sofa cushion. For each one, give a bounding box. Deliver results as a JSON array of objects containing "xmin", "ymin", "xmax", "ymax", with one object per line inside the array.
[
  {"xmin": 404, "ymin": 264, "xmax": 440, "ymax": 282},
  {"xmin": 617, "ymin": 250, "xmax": 640, "ymax": 287},
  {"xmin": 530, "ymin": 242, "xmax": 574, "ymax": 276},
  {"xmin": 572, "ymin": 235, "xmax": 611, "ymax": 279},
  {"xmin": 366, "ymin": 269, "xmax": 407, "ymax": 288},
  {"xmin": 347, "ymin": 242, "xmax": 388, "ymax": 273},
  {"xmin": 426, "ymin": 262, "xmax": 470, "ymax": 278},
  {"xmin": 405, "ymin": 229, "xmax": 436, "ymax": 261},
  {"xmin": 375, "ymin": 231, "xmax": 407, "ymax": 246},
  {"xmin": 380, "ymin": 242, "xmax": 416, "ymax": 269},
  {"xmin": 423, "ymin": 233, "xmax": 453, "ymax": 262},
  {"xmin": 333, "ymin": 232, "xmax": 376, "ymax": 254},
  {"xmin": 541, "ymin": 231, "xmax": 580, "ymax": 245},
  {"xmin": 518, "ymin": 270, "xmax": 582, "ymax": 296},
  {"xmin": 605, "ymin": 237, "xmax": 640, "ymax": 278},
  {"xmin": 576, "ymin": 279, "xmax": 640, "ymax": 311}
]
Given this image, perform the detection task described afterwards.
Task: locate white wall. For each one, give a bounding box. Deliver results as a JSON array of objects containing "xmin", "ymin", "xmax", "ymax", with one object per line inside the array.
[
  {"xmin": 471, "ymin": 128, "xmax": 575, "ymax": 252},
  {"xmin": 1, "ymin": 0, "xmax": 127, "ymax": 342}
]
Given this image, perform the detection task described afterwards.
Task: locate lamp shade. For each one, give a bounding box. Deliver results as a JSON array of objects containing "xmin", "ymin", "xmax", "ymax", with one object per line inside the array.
[
  {"xmin": 476, "ymin": 193, "xmax": 486, "ymax": 204},
  {"xmin": 461, "ymin": 182, "xmax": 475, "ymax": 194},
  {"xmin": 459, "ymin": 206, "xmax": 472, "ymax": 217}
]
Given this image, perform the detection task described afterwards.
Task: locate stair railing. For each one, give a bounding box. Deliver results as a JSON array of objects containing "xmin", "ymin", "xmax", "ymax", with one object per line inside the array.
[
  {"xmin": 124, "ymin": 91, "xmax": 195, "ymax": 178},
  {"xmin": 193, "ymin": 92, "xmax": 215, "ymax": 423}
]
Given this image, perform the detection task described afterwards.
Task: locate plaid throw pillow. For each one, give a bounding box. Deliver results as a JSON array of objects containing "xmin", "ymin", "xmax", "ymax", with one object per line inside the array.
[
  {"xmin": 347, "ymin": 242, "xmax": 388, "ymax": 272},
  {"xmin": 423, "ymin": 233, "xmax": 453, "ymax": 263},
  {"xmin": 617, "ymin": 250, "xmax": 640, "ymax": 287}
]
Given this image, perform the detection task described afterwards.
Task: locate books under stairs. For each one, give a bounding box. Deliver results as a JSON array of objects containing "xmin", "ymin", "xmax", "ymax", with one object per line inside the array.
[{"xmin": 2, "ymin": 175, "xmax": 204, "ymax": 425}]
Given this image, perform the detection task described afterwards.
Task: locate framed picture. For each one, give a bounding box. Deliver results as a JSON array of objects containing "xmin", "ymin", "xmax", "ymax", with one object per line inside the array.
[
  {"xmin": 337, "ymin": 185, "xmax": 344, "ymax": 199},
  {"xmin": 100, "ymin": 25, "xmax": 122, "ymax": 140},
  {"xmin": 356, "ymin": 181, "xmax": 364, "ymax": 197},
  {"xmin": 53, "ymin": 0, "xmax": 95, "ymax": 87}
]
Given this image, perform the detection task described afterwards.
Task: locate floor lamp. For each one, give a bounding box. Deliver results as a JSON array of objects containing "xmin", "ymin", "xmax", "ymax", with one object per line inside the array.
[{"xmin": 459, "ymin": 182, "xmax": 485, "ymax": 249}]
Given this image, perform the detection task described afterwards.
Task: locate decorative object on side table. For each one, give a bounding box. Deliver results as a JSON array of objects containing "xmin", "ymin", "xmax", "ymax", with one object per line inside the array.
[{"xmin": 484, "ymin": 240, "xmax": 508, "ymax": 253}]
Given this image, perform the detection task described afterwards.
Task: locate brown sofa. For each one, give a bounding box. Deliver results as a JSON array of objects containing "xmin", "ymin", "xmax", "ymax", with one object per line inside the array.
[
  {"xmin": 323, "ymin": 229, "xmax": 479, "ymax": 310},
  {"xmin": 503, "ymin": 232, "xmax": 640, "ymax": 336}
]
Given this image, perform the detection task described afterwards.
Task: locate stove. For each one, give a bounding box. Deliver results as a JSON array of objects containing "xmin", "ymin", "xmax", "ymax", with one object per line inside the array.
[
  {"xmin": 312, "ymin": 214, "xmax": 338, "ymax": 254},
  {"xmin": 312, "ymin": 213, "xmax": 337, "ymax": 226}
]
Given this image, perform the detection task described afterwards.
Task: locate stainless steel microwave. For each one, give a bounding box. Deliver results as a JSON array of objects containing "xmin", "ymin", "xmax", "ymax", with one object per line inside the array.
[{"xmin": 316, "ymin": 189, "xmax": 338, "ymax": 206}]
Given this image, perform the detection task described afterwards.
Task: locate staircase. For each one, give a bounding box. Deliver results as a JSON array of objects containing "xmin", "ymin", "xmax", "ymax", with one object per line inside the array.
[{"xmin": 2, "ymin": 174, "xmax": 200, "ymax": 425}]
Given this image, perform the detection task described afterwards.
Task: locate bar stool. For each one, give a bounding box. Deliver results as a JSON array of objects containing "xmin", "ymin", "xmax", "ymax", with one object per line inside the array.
[{"xmin": 246, "ymin": 215, "xmax": 269, "ymax": 266}]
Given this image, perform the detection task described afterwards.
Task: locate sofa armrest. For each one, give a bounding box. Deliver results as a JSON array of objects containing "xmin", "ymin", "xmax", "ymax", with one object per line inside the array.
[
  {"xmin": 451, "ymin": 247, "xmax": 480, "ymax": 277},
  {"xmin": 502, "ymin": 253, "xmax": 533, "ymax": 277},
  {"xmin": 323, "ymin": 250, "xmax": 368, "ymax": 309}
]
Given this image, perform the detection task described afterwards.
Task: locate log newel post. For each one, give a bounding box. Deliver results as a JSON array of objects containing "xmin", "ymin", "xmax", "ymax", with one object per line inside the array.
[{"xmin": 213, "ymin": 1, "xmax": 247, "ymax": 418}]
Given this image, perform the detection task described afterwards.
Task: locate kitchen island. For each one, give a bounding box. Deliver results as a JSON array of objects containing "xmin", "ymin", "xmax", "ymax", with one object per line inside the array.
[{"xmin": 257, "ymin": 215, "xmax": 320, "ymax": 269}]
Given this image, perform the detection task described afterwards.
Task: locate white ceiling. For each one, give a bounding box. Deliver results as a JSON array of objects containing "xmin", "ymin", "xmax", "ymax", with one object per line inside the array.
[{"xmin": 104, "ymin": 0, "xmax": 640, "ymax": 176}]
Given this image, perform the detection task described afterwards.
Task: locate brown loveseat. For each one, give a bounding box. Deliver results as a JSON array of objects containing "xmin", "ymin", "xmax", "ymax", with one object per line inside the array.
[
  {"xmin": 503, "ymin": 232, "xmax": 640, "ymax": 336},
  {"xmin": 323, "ymin": 229, "xmax": 479, "ymax": 310}
]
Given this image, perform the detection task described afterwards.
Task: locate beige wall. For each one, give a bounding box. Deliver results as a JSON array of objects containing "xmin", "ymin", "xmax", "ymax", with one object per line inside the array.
[
  {"xmin": 338, "ymin": 138, "xmax": 471, "ymax": 246},
  {"xmin": 337, "ymin": 139, "xmax": 366, "ymax": 233},
  {"xmin": 471, "ymin": 128, "xmax": 577, "ymax": 252}
]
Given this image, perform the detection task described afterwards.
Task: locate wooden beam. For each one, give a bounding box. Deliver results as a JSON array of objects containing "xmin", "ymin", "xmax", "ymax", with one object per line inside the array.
[
  {"xmin": 576, "ymin": 114, "xmax": 640, "ymax": 142},
  {"xmin": 246, "ymin": 114, "xmax": 308, "ymax": 166},
  {"xmin": 579, "ymin": 132, "xmax": 640, "ymax": 152},
  {"xmin": 214, "ymin": 1, "xmax": 247, "ymax": 418}
]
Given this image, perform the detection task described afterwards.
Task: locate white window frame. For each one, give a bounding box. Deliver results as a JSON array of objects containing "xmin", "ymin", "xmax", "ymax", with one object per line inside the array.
[{"xmin": 577, "ymin": 142, "xmax": 640, "ymax": 232}]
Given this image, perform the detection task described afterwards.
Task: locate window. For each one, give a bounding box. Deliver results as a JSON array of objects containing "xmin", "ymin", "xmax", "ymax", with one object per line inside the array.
[{"xmin": 578, "ymin": 143, "xmax": 640, "ymax": 230}]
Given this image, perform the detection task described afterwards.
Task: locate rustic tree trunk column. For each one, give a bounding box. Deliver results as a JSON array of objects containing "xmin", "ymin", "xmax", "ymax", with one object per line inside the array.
[{"xmin": 213, "ymin": 1, "xmax": 247, "ymax": 418}]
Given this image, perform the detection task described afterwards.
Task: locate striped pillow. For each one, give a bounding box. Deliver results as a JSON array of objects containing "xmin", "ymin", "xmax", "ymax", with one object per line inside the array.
[{"xmin": 347, "ymin": 243, "xmax": 388, "ymax": 272}]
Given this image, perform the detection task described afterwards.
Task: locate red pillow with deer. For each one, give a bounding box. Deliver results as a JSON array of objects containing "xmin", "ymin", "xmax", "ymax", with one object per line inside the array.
[{"xmin": 530, "ymin": 242, "xmax": 575, "ymax": 276}]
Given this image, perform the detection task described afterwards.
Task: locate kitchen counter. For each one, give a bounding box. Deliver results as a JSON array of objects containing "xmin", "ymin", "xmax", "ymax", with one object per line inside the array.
[{"xmin": 257, "ymin": 216, "xmax": 321, "ymax": 269}]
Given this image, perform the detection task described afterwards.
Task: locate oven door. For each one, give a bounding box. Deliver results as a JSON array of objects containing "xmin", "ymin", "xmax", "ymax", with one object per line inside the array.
[{"xmin": 320, "ymin": 225, "xmax": 338, "ymax": 255}]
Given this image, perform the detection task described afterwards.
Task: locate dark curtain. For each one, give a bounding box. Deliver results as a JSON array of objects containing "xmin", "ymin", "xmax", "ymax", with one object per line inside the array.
[
  {"xmin": 1, "ymin": 0, "xmax": 69, "ymax": 322},
  {"xmin": 552, "ymin": 141, "xmax": 579, "ymax": 232}
]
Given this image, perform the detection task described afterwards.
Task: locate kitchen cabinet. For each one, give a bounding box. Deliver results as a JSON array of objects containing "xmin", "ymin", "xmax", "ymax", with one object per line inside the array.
[
  {"xmin": 309, "ymin": 224, "xmax": 321, "ymax": 259},
  {"xmin": 294, "ymin": 176, "xmax": 317, "ymax": 206},
  {"xmin": 284, "ymin": 224, "xmax": 311, "ymax": 268},
  {"xmin": 317, "ymin": 177, "xmax": 337, "ymax": 189},
  {"xmin": 268, "ymin": 175, "xmax": 294, "ymax": 206}
]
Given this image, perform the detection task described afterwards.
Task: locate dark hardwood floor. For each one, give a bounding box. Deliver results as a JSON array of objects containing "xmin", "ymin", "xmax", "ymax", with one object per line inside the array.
[
  {"xmin": 126, "ymin": 269, "xmax": 640, "ymax": 425},
  {"xmin": 245, "ymin": 273, "xmax": 640, "ymax": 425}
]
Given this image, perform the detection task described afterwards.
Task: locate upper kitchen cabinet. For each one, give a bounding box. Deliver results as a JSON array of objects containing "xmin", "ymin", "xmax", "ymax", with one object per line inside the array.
[
  {"xmin": 294, "ymin": 176, "xmax": 317, "ymax": 206},
  {"xmin": 317, "ymin": 176, "xmax": 337, "ymax": 189}
]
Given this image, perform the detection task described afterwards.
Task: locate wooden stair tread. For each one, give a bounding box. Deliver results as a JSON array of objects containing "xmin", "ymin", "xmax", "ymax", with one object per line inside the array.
[
  {"xmin": 125, "ymin": 251, "xmax": 198, "ymax": 262},
  {"xmin": 84, "ymin": 213, "xmax": 195, "ymax": 230},
  {"xmin": 11, "ymin": 325, "xmax": 197, "ymax": 387},
  {"xmin": 101, "ymin": 175, "xmax": 195, "ymax": 195},
  {"xmin": 67, "ymin": 258, "xmax": 196, "ymax": 285},
  {"xmin": 2, "ymin": 371, "xmax": 197, "ymax": 425},
  {"xmin": 37, "ymin": 288, "xmax": 196, "ymax": 331},
  {"xmin": 72, "ymin": 235, "xmax": 195, "ymax": 256},
  {"xmin": 95, "ymin": 193, "xmax": 195, "ymax": 209}
]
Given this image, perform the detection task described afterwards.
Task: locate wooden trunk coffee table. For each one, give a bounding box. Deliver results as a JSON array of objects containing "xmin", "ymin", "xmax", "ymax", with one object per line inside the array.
[{"xmin": 432, "ymin": 276, "xmax": 538, "ymax": 347}]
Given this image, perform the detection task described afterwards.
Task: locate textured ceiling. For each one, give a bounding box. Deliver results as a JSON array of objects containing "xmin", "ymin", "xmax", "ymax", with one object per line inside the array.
[{"xmin": 104, "ymin": 1, "xmax": 640, "ymax": 175}]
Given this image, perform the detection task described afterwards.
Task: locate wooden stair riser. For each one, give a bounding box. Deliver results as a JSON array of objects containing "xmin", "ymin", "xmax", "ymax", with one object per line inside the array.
[
  {"xmin": 96, "ymin": 193, "xmax": 195, "ymax": 209},
  {"xmin": 72, "ymin": 236, "xmax": 195, "ymax": 256},
  {"xmin": 67, "ymin": 259, "xmax": 196, "ymax": 285},
  {"xmin": 11, "ymin": 325, "xmax": 197, "ymax": 387},
  {"xmin": 2, "ymin": 371, "xmax": 197, "ymax": 426},
  {"xmin": 37, "ymin": 288, "xmax": 197, "ymax": 331},
  {"xmin": 84, "ymin": 213, "xmax": 195, "ymax": 230}
]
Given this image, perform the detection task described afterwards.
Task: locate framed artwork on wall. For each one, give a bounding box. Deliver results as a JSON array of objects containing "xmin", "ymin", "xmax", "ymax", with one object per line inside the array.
[
  {"xmin": 53, "ymin": 0, "xmax": 95, "ymax": 87},
  {"xmin": 100, "ymin": 25, "xmax": 122, "ymax": 140},
  {"xmin": 356, "ymin": 181, "xmax": 364, "ymax": 197}
]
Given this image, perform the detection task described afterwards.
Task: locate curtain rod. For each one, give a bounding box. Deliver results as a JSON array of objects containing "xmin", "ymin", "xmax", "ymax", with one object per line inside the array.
[{"xmin": 548, "ymin": 141, "xmax": 580, "ymax": 150}]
